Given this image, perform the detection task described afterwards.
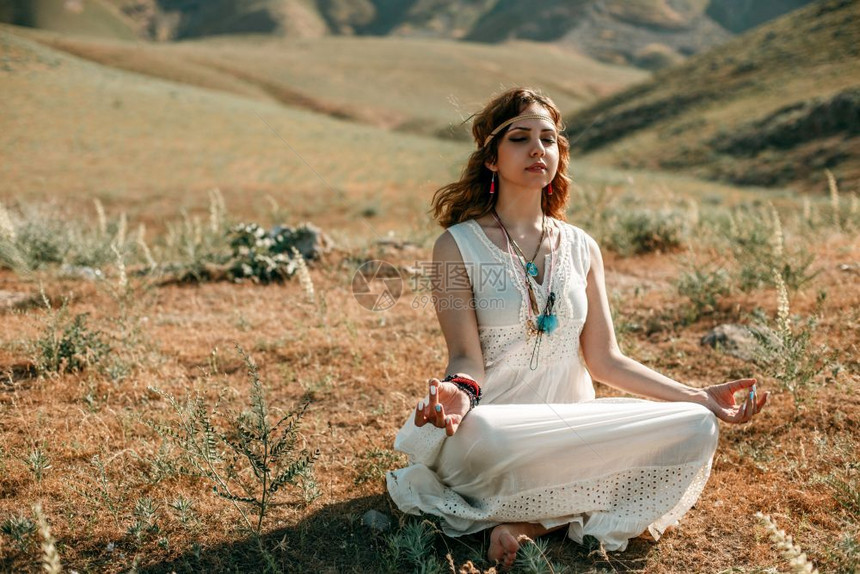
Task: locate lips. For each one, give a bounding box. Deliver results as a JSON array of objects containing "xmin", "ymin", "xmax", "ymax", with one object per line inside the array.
[{"xmin": 526, "ymin": 164, "xmax": 547, "ymax": 172}]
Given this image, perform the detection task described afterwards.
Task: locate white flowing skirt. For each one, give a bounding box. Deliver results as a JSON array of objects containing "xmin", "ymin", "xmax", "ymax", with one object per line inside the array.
[{"xmin": 387, "ymin": 398, "xmax": 718, "ymax": 551}]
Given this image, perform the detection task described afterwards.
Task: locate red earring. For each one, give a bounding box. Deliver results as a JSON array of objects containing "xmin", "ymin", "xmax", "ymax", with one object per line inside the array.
[
  {"xmin": 490, "ymin": 172, "xmax": 496, "ymax": 194},
  {"xmin": 547, "ymin": 181, "xmax": 553, "ymax": 195}
]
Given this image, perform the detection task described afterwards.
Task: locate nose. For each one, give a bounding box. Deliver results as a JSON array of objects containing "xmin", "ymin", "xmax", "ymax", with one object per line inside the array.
[{"xmin": 531, "ymin": 138, "xmax": 546, "ymax": 156}]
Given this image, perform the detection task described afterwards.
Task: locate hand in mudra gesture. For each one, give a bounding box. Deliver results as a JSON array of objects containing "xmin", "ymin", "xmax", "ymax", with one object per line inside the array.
[
  {"xmin": 703, "ymin": 378, "xmax": 769, "ymax": 424},
  {"xmin": 414, "ymin": 378, "xmax": 471, "ymax": 436}
]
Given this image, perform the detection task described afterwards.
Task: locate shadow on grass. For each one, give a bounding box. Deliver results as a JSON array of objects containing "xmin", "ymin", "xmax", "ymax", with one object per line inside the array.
[{"xmin": 141, "ymin": 493, "xmax": 656, "ymax": 573}]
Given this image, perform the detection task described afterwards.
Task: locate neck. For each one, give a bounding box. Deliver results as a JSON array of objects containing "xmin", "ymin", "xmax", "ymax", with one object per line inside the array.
[{"xmin": 492, "ymin": 191, "xmax": 545, "ymax": 232}]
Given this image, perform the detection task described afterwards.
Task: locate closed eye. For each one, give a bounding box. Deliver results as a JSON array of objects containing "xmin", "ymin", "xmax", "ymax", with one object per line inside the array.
[{"xmin": 508, "ymin": 137, "xmax": 556, "ymax": 144}]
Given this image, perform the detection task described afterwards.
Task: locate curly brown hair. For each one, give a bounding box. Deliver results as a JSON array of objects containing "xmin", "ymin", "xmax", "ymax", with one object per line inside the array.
[{"xmin": 430, "ymin": 87, "xmax": 571, "ymax": 228}]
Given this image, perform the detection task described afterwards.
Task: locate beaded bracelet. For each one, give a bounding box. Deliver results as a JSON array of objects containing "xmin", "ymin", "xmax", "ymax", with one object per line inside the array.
[{"xmin": 442, "ymin": 374, "xmax": 482, "ymax": 410}]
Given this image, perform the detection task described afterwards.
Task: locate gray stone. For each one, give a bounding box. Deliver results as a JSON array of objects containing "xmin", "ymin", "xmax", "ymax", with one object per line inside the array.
[
  {"xmin": 361, "ymin": 509, "xmax": 391, "ymax": 533},
  {"xmin": 0, "ymin": 290, "xmax": 33, "ymax": 310},
  {"xmin": 60, "ymin": 264, "xmax": 104, "ymax": 281},
  {"xmin": 700, "ymin": 323, "xmax": 772, "ymax": 362},
  {"xmin": 270, "ymin": 222, "xmax": 333, "ymax": 260}
]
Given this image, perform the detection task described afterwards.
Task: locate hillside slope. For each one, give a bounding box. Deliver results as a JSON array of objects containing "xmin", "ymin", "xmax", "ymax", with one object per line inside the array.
[
  {"xmin": 8, "ymin": 25, "xmax": 648, "ymax": 138},
  {"xmin": 562, "ymin": 0, "xmax": 860, "ymax": 192},
  {"xmin": 0, "ymin": 26, "xmax": 477, "ymax": 229},
  {"xmin": 0, "ymin": 0, "xmax": 815, "ymax": 70}
]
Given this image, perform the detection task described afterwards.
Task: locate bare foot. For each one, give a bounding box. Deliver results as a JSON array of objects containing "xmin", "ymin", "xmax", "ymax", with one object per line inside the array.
[
  {"xmin": 488, "ymin": 524, "xmax": 526, "ymax": 570},
  {"xmin": 637, "ymin": 524, "xmax": 674, "ymax": 542}
]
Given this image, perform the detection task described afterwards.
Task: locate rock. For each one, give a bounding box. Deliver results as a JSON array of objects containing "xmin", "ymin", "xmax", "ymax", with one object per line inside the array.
[
  {"xmin": 700, "ymin": 323, "xmax": 773, "ymax": 362},
  {"xmin": 361, "ymin": 509, "xmax": 391, "ymax": 533},
  {"xmin": 60, "ymin": 264, "xmax": 103, "ymax": 281},
  {"xmin": 269, "ymin": 222, "xmax": 333, "ymax": 260},
  {"xmin": 0, "ymin": 290, "xmax": 34, "ymax": 310}
]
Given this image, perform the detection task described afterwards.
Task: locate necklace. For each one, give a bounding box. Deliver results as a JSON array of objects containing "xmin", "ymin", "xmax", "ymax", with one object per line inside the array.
[
  {"xmin": 500, "ymin": 213, "xmax": 546, "ymax": 279},
  {"xmin": 491, "ymin": 210, "xmax": 542, "ymax": 315},
  {"xmin": 490, "ymin": 211, "xmax": 559, "ymax": 370}
]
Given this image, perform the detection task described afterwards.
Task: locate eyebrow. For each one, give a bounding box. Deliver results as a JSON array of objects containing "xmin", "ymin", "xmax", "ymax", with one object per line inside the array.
[{"xmin": 509, "ymin": 126, "xmax": 556, "ymax": 133}]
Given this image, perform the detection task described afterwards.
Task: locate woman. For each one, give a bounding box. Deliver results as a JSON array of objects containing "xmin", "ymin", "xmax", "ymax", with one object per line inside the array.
[{"xmin": 386, "ymin": 87, "xmax": 768, "ymax": 569}]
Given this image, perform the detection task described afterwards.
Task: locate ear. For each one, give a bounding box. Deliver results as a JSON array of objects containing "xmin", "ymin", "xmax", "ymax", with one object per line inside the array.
[{"xmin": 484, "ymin": 161, "xmax": 497, "ymax": 172}]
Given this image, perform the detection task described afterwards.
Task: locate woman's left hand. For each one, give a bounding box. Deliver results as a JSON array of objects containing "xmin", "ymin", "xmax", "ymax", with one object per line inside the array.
[{"xmin": 702, "ymin": 378, "xmax": 769, "ymax": 424}]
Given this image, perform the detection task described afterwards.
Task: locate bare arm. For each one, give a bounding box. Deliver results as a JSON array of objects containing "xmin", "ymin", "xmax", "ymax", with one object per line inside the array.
[
  {"xmin": 413, "ymin": 230, "xmax": 484, "ymax": 435},
  {"xmin": 579, "ymin": 236, "xmax": 705, "ymax": 402},
  {"xmin": 431, "ymin": 230, "xmax": 485, "ymax": 385},
  {"xmin": 579, "ymin": 236, "xmax": 768, "ymax": 423}
]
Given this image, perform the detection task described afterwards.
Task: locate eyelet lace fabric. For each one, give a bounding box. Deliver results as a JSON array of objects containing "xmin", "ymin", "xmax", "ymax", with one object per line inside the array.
[{"xmin": 387, "ymin": 219, "xmax": 719, "ymax": 552}]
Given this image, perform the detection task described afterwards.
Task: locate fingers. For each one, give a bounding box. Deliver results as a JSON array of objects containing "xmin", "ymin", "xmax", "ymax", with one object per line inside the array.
[
  {"xmin": 427, "ymin": 377, "xmax": 439, "ymax": 414},
  {"xmin": 726, "ymin": 378, "xmax": 757, "ymax": 394},
  {"xmin": 732, "ymin": 387, "xmax": 767, "ymax": 424},
  {"xmin": 426, "ymin": 378, "xmax": 446, "ymax": 427},
  {"xmin": 754, "ymin": 391, "xmax": 770, "ymax": 415},
  {"xmin": 415, "ymin": 378, "xmax": 448, "ymax": 430},
  {"xmin": 741, "ymin": 390, "xmax": 755, "ymax": 422},
  {"xmin": 724, "ymin": 378, "xmax": 757, "ymax": 408},
  {"xmin": 414, "ymin": 394, "xmax": 430, "ymax": 427},
  {"xmin": 445, "ymin": 414, "xmax": 462, "ymax": 437}
]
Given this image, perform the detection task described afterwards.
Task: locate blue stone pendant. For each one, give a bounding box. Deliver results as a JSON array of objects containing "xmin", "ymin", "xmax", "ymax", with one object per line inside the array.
[
  {"xmin": 536, "ymin": 313, "xmax": 558, "ymax": 334},
  {"xmin": 525, "ymin": 261, "xmax": 538, "ymax": 277}
]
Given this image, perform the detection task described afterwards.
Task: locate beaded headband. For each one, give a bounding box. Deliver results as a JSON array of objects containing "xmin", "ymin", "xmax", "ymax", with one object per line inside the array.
[{"xmin": 482, "ymin": 113, "xmax": 557, "ymax": 148}]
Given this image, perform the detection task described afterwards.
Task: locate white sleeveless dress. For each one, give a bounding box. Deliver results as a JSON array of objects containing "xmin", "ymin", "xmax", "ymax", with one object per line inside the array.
[{"xmin": 386, "ymin": 218, "xmax": 718, "ymax": 551}]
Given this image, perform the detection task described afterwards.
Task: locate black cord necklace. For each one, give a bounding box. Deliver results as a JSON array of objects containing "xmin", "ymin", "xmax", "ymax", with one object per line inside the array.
[{"xmin": 490, "ymin": 210, "xmax": 559, "ymax": 370}]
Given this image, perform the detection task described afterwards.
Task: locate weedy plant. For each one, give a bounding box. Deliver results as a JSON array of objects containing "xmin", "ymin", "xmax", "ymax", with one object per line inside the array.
[
  {"xmin": 603, "ymin": 207, "xmax": 690, "ymax": 256},
  {"xmin": 721, "ymin": 204, "xmax": 817, "ymax": 291},
  {"xmin": 755, "ymin": 512, "xmax": 819, "ymax": 574},
  {"xmin": 567, "ymin": 187, "xmax": 691, "ymax": 256},
  {"xmin": 1, "ymin": 514, "xmax": 37, "ymax": 553},
  {"xmin": 97, "ymin": 244, "xmax": 160, "ymax": 381},
  {"xmin": 751, "ymin": 272, "xmax": 835, "ymax": 411},
  {"xmin": 160, "ymin": 189, "xmax": 233, "ymax": 281},
  {"xmin": 73, "ymin": 454, "xmax": 124, "ymax": 529},
  {"xmin": 353, "ymin": 447, "xmax": 406, "ymax": 486},
  {"xmin": 515, "ymin": 536, "xmax": 569, "ymax": 574},
  {"xmin": 382, "ymin": 519, "xmax": 446, "ymax": 574},
  {"xmin": 148, "ymin": 345, "xmax": 320, "ymax": 555},
  {"xmin": 33, "ymin": 503, "xmax": 63, "ymax": 574},
  {"xmin": 676, "ymin": 262, "xmax": 732, "ymax": 324},
  {"xmin": 0, "ymin": 199, "xmax": 135, "ymax": 274},
  {"xmin": 24, "ymin": 447, "xmax": 52, "ymax": 485},
  {"xmin": 822, "ymin": 471, "xmax": 860, "ymax": 519},
  {"xmin": 31, "ymin": 292, "xmax": 110, "ymax": 375},
  {"xmin": 127, "ymin": 496, "xmax": 161, "ymax": 546}
]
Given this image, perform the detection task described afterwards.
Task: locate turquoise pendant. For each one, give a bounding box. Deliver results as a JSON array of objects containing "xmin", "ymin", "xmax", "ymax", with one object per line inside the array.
[
  {"xmin": 525, "ymin": 262, "xmax": 538, "ymax": 277},
  {"xmin": 536, "ymin": 313, "xmax": 558, "ymax": 334}
]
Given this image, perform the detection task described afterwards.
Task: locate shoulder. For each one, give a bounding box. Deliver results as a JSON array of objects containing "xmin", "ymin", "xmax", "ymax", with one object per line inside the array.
[
  {"xmin": 553, "ymin": 219, "xmax": 598, "ymax": 248},
  {"xmin": 433, "ymin": 222, "xmax": 471, "ymax": 263},
  {"xmin": 553, "ymin": 219, "xmax": 602, "ymax": 271}
]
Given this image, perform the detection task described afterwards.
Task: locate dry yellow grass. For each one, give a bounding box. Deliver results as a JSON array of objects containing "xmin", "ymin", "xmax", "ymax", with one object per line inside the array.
[{"xmin": 0, "ymin": 221, "xmax": 857, "ymax": 572}]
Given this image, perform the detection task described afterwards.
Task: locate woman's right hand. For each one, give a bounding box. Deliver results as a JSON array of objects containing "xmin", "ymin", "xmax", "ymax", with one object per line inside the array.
[{"xmin": 414, "ymin": 378, "xmax": 471, "ymax": 436}]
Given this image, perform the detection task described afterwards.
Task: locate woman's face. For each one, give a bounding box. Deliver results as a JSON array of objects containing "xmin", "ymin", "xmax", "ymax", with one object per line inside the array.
[{"xmin": 487, "ymin": 102, "xmax": 559, "ymax": 194}]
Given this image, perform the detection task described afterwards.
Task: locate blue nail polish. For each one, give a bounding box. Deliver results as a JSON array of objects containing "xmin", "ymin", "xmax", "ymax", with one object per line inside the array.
[{"xmin": 435, "ymin": 404, "xmax": 442, "ymax": 412}]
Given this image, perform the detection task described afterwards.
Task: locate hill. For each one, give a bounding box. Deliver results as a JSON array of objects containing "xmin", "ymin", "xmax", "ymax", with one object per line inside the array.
[
  {"xmin": 706, "ymin": 0, "xmax": 817, "ymax": 33},
  {"xmin": 8, "ymin": 25, "xmax": 648, "ymax": 138},
  {"xmin": 0, "ymin": 25, "xmax": 473, "ymax": 230},
  {"xmin": 0, "ymin": 0, "xmax": 816, "ymax": 70},
  {"xmin": 562, "ymin": 0, "xmax": 860, "ymax": 193}
]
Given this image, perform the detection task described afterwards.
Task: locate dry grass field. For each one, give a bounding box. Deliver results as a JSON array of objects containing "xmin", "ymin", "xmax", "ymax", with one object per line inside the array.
[{"xmin": 1, "ymin": 20, "xmax": 859, "ymax": 574}]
